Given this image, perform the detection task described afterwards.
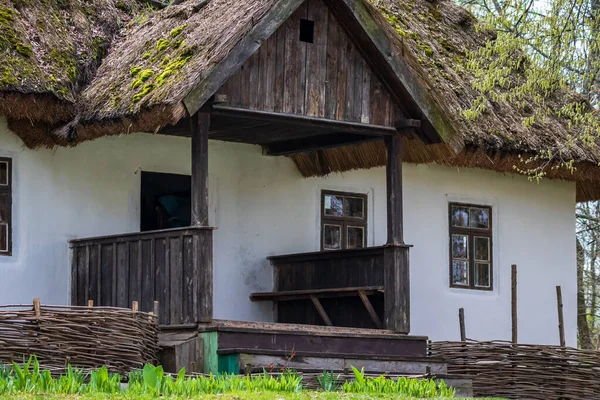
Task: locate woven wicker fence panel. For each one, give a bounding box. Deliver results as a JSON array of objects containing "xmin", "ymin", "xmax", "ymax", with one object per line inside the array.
[
  {"xmin": 430, "ymin": 340, "xmax": 600, "ymax": 399},
  {"xmin": 0, "ymin": 304, "xmax": 159, "ymax": 374}
]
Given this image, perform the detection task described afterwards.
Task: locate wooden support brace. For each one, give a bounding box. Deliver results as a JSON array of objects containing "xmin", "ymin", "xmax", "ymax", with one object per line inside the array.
[
  {"xmin": 132, "ymin": 301, "xmax": 139, "ymax": 312},
  {"xmin": 310, "ymin": 295, "xmax": 333, "ymax": 326},
  {"xmin": 33, "ymin": 298, "xmax": 41, "ymax": 318},
  {"xmin": 556, "ymin": 286, "xmax": 566, "ymax": 348},
  {"xmin": 459, "ymin": 308, "xmax": 466, "ymax": 342},
  {"xmin": 358, "ymin": 290, "xmax": 383, "ymax": 329},
  {"xmin": 511, "ymin": 264, "xmax": 518, "ymax": 344}
]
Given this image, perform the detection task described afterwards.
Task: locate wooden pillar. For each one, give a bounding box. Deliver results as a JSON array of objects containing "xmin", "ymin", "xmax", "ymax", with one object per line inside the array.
[
  {"xmin": 191, "ymin": 112, "xmax": 210, "ymax": 227},
  {"xmin": 190, "ymin": 112, "xmax": 213, "ymax": 323},
  {"xmin": 384, "ymin": 135, "xmax": 410, "ymax": 334}
]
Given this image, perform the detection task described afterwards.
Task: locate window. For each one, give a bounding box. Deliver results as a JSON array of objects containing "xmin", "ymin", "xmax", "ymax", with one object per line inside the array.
[
  {"xmin": 140, "ymin": 172, "xmax": 190, "ymax": 232},
  {"xmin": 321, "ymin": 190, "xmax": 367, "ymax": 250},
  {"xmin": 0, "ymin": 158, "xmax": 12, "ymax": 256},
  {"xmin": 449, "ymin": 203, "xmax": 492, "ymax": 290},
  {"xmin": 299, "ymin": 19, "xmax": 315, "ymax": 43}
]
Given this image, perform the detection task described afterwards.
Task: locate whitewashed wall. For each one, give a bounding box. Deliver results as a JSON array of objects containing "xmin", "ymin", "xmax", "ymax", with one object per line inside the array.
[{"xmin": 0, "ymin": 117, "xmax": 576, "ymax": 345}]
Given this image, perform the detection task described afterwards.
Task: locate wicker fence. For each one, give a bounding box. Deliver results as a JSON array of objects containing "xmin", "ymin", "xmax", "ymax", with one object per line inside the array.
[
  {"xmin": 0, "ymin": 303, "xmax": 159, "ymax": 374},
  {"xmin": 430, "ymin": 340, "xmax": 600, "ymax": 399}
]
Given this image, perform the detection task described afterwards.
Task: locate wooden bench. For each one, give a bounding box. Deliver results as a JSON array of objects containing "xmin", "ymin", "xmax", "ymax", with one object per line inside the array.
[{"xmin": 250, "ymin": 286, "xmax": 384, "ymax": 329}]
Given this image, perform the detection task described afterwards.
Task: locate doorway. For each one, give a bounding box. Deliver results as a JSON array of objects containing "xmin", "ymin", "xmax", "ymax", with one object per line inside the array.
[{"xmin": 140, "ymin": 171, "xmax": 191, "ymax": 232}]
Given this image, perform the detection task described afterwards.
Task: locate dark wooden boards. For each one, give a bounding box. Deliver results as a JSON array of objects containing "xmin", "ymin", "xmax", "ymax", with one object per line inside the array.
[
  {"xmin": 270, "ymin": 247, "xmax": 386, "ymax": 329},
  {"xmin": 250, "ymin": 286, "xmax": 384, "ymax": 302},
  {"xmin": 70, "ymin": 227, "xmax": 214, "ymax": 325},
  {"xmin": 215, "ymin": 0, "xmax": 401, "ymax": 128}
]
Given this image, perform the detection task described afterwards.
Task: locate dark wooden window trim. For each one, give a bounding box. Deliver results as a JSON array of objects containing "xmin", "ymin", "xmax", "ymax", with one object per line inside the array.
[
  {"xmin": 321, "ymin": 190, "xmax": 367, "ymax": 251},
  {"xmin": 448, "ymin": 202, "xmax": 492, "ymax": 291},
  {"xmin": 0, "ymin": 157, "xmax": 12, "ymax": 256}
]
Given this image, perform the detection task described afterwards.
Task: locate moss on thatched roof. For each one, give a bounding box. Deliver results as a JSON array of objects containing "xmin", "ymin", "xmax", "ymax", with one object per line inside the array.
[
  {"xmin": 0, "ymin": 0, "xmax": 143, "ymax": 127},
  {"xmin": 1, "ymin": 0, "xmax": 600, "ymax": 199}
]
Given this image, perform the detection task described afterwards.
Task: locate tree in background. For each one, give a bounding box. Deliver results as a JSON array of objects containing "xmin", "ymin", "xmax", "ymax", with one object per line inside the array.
[{"xmin": 454, "ymin": 0, "xmax": 600, "ymax": 347}]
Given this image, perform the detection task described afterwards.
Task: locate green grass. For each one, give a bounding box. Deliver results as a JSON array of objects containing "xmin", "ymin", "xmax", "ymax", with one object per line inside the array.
[{"xmin": 2, "ymin": 395, "xmax": 501, "ymax": 400}]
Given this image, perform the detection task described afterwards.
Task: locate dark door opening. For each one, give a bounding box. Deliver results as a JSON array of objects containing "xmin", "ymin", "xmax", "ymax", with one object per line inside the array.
[{"xmin": 140, "ymin": 171, "xmax": 191, "ymax": 232}]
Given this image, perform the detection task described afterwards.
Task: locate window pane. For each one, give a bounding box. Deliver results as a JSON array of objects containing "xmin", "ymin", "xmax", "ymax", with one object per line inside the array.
[
  {"xmin": 451, "ymin": 206, "xmax": 470, "ymax": 228},
  {"xmin": 452, "ymin": 261, "xmax": 469, "ymax": 286},
  {"xmin": 0, "ymin": 193, "xmax": 9, "ymax": 224},
  {"xmin": 474, "ymin": 237, "xmax": 490, "ymax": 261},
  {"xmin": 0, "ymin": 224, "xmax": 8, "ymax": 252},
  {"xmin": 451, "ymin": 235, "xmax": 468, "ymax": 259},
  {"xmin": 323, "ymin": 224, "xmax": 342, "ymax": 250},
  {"xmin": 324, "ymin": 195, "xmax": 343, "ymax": 216},
  {"xmin": 347, "ymin": 226, "xmax": 364, "ymax": 249},
  {"xmin": 470, "ymin": 207, "xmax": 490, "ymax": 229},
  {"xmin": 344, "ymin": 197, "xmax": 364, "ymax": 218},
  {"xmin": 475, "ymin": 263, "xmax": 491, "ymax": 287},
  {"xmin": 0, "ymin": 161, "xmax": 8, "ymax": 186}
]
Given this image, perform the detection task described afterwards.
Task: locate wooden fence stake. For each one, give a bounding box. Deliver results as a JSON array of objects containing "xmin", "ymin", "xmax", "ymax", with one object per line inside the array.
[
  {"xmin": 153, "ymin": 300, "xmax": 159, "ymax": 323},
  {"xmin": 87, "ymin": 300, "xmax": 94, "ymax": 307},
  {"xmin": 556, "ymin": 286, "xmax": 566, "ymax": 348},
  {"xmin": 511, "ymin": 265, "xmax": 518, "ymax": 344},
  {"xmin": 132, "ymin": 301, "xmax": 139, "ymax": 312},
  {"xmin": 459, "ymin": 308, "xmax": 466, "ymax": 342},
  {"xmin": 33, "ymin": 298, "xmax": 41, "ymax": 318}
]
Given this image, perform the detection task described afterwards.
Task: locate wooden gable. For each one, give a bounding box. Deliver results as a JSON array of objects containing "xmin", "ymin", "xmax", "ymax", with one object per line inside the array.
[{"xmin": 215, "ymin": 0, "xmax": 401, "ymax": 127}]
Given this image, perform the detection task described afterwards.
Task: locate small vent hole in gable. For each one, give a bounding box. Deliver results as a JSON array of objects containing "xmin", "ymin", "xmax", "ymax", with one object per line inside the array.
[{"xmin": 299, "ymin": 19, "xmax": 314, "ymax": 43}]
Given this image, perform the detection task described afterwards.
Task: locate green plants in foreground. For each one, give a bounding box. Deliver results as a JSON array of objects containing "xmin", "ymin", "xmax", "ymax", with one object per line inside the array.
[{"xmin": 0, "ymin": 356, "xmax": 455, "ymax": 398}]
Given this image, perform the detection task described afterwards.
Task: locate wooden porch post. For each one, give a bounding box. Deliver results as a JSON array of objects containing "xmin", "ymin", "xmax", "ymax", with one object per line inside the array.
[
  {"xmin": 191, "ymin": 112, "xmax": 213, "ymax": 323},
  {"xmin": 384, "ymin": 135, "xmax": 410, "ymax": 334}
]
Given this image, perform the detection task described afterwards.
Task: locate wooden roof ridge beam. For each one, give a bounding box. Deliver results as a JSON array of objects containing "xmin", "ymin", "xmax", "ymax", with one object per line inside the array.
[{"xmin": 211, "ymin": 105, "xmax": 419, "ymax": 138}]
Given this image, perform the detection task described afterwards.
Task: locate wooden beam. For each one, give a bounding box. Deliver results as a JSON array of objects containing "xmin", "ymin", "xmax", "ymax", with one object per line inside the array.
[
  {"xmin": 183, "ymin": 0, "xmax": 307, "ymax": 114},
  {"xmin": 358, "ymin": 290, "xmax": 383, "ymax": 329},
  {"xmin": 191, "ymin": 112, "xmax": 210, "ymax": 226},
  {"xmin": 384, "ymin": 135, "xmax": 410, "ymax": 334},
  {"xmin": 386, "ymin": 135, "xmax": 403, "ymax": 245},
  {"xmin": 512, "ymin": 264, "xmax": 518, "ymax": 344},
  {"xmin": 556, "ymin": 286, "xmax": 565, "ymax": 347},
  {"xmin": 264, "ymin": 134, "xmax": 381, "ymax": 156},
  {"xmin": 311, "ymin": 295, "xmax": 333, "ymax": 326},
  {"xmin": 212, "ymin": 105, "xmax": 410, "ymax": 137}
]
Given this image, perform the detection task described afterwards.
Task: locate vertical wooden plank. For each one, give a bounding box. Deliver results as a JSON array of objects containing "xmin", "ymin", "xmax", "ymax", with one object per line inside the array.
[
  {"xmin": 305, "ymin": 0, "xmax": 328, "ymax": 117},
  {"xmin": 248, "ymin": 49, "xmax": 260, "ymax": 110},
  {"xmin": 459, "ymin": 308, "xmax": 466, "ymax": 341},
  {"xmin": 284, "ymin": 4, "xmax": 308, "ymax": 115},
  {"xmin": 169, "ymin": 236, "xmax": 183, "ymax": 325},
  {"xmin": 129, "ymin": 240, "xmax": 142, "ymax": 307},
  {"xmin": 370, "ymin": 77, "xmax": 390, "ymax": 126},
  {"xmin": 239, "ymin": 58, "xmax": 251, "ymax": 107},
  {"xmin": 155, "ymin": 237, "xmax": 169, "ymax": 325},
  {"xmin": 112, "ymin": 243, "xmax": 117, "ymax": 306},
  {"xmin": 70, "ymin": 247, "xmax": 78, "ymax": 306},
  {"xmin": 344, "ymin": 40, "xmax": 356, "ymax": 121},
  {"xmin": 512, "ymin": 264, "xmax": 518, "ymax": 344},
  {"xmin": 96, "ymin": 244, "xmax": 102, "ymax": 305},
  {"xmin": 324, "ymin": 11, "xmax": 339, "ymax": 120},
  {"xmin": 88, "ymin": 244, "xmax": 99, "ymax": 306},
  {"xmin": 226, "ymin": 69, "xmax": 242, "ymax": 107},
  {"xmin": 384, "ymin": 246, "xmax": 410, "ymax": 334},
  {"xmin": 353, "ymin": 56, "xmax": 364, "ymax": 121},
  {"xmin": 386, "ymin": 135, "xmax": 404, "ymax": 245},
  {"xmin": 76, "ymin": 247, "xmax": 87, "ymax": 307},
  {"xmin": 335, "ymin": 22, "xmax": 347, "ymax": 120},
  {"xmin": 182, "ymin": 235, "xmax": 195, "ymax": 324},
  {"xmin": 274, "ymin": 25, "xmax": 286, "ymax": 113},
  {"xmin": 100, "ymin": 243, "xmax": 114, "ymax": 307},
  {"xmin": 191, "ymin": 113, "xmax": 210, "ymax": 227},
  {"xmin": 116, "ymin": 242, "xmax": 129, "ymax": 308},
  {"xmin": 360, "ymin": 62, "xmax": 371, "ymax": 124},
  {"xmin": 258, "ymin": 40, "xmax": 270, "ymax": 111},
  {"xmin": 141, "ymin": 239, "xmax": 154, "ymax": 314},
  {"xmin": 197, "ymin": 230, "xmax": 214, "ymax": 323}
]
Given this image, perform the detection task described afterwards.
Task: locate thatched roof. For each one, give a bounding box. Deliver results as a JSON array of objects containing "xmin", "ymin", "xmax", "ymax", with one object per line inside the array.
[{"xmin": 2, "ymin": 0, "xmax": 600, "ymax": 200}]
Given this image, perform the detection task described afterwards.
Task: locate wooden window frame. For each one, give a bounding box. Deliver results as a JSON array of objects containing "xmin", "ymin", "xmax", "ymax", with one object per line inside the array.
[
  {"xmin": 0, "ymin": 157, "xmax": 12, "ymax": 256},
  {"xmin": 448, "ymin": 202, "xmax": 492, "ymax": 291},
  {"xmin": 321, "ymin": 190, "xmax": 367, "ymax": 251}
]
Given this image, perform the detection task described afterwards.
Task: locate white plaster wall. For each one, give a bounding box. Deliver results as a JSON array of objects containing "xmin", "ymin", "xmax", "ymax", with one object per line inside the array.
[{"xmin": 0, "ymin": 117, "xmax": 576, "ymax": 345}]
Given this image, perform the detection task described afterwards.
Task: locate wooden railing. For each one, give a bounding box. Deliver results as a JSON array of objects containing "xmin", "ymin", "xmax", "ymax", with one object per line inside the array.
[
  {"xmin": 70, "ymin": 227, "xmax": 213, "ymax": 325},
  {"xmin": 268, "ymin": 247, "xmax": 386, "ymax": 328}
]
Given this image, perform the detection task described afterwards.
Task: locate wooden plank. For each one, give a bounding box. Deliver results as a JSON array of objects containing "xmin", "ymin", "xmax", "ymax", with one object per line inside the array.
[
  {"xmin": 263, "ymin": 33, "xmax": 277, "ymax": 112},
  {"xmin": 358, "ymin": 290, "xmax": 383, "ymax": 329},
  {"xmin": 116, "ymin": 242, "xmax": 129, "ymax": 308},
  {"xmin": 251, "ymin": 286, "xmax": 384, "ymax": 301},
  {"xmin": 68, "ymin": 226, "xmax": 215, "ymax": 245},
  {"xmin": 155, "ymin": 237, "xmax": 169, "ymax": 325},
  {"xmin": 459, "ymin": 308, "xmax": 466, "ymax": 342},
  {"xmin": 305, "ymin": 0, "xmax": 328, "ymax": 117},
  {"xmin": 169, "ymin": 236, "xmax": 183, "ymax": 325},
  {"xmin": 89, "ymin": 244, "xmax": 99, "ymax": 306},
  {"xmin": 182, "ymin": 235, "xmax": 195, "ymax": 324},
  {"xmin": 239, "ymin": 353, "xmax": 344, "ymax": 372},
  {"xmin": 360, "ymin": 60, "xmax": 371, "ymax": 123},
  {"xmin": 248, "ymin": 49, "xmax": 260, "ymax": 109},
  {"xmin": 76, "ymin": 246, "xmax": 88, "ymax": 307},
  {"xmin": 274, "ymin": 26, "xmax": 286, "ymax": 113},
  {"xmin": 129, "ymin": 240, "xmax": 142, "ymax": 308},
  {"xmin": 264, "ymin": 133, "xmax": 381, "ymax": 156},
  {"xmin": 344, "ymin": 39, "xmax": 357, "ymax": 122},
  {"xmin": 197, "ymin": 230, "xmax": 214, "ymax": 323},
  {"xmin": 283, "ymin": 5, "xmax": 306, "ymax": 114},
  {"xmin": 335, "ymin": 21, "xmax": 347, "ymax": 121},
  {"xmin": 141, "ymin": 239, "xmax": 154, "ymax": 314},
  {"xmin": 353, "ymin": 57, "xmax": 364, "ymax": 121},
  {"xmin": 191, "ymin": 113, "xmax": 210, "ymax": 226},
  {"xmin": 557, "ymin": 286, "xmax": 565, "ymax": 347},
  {"xmin": 70, "ymin": 247, "xmax": 79, "ymax": 306},
  {"xmin": 311, "ymin": 295, "xmax": 333, "ymax": 326},
  {"xmin": 100, "ymin": 243, "xmax": 114, "ymax": 306},
  {"xmin": 324, "ymin": 10, "xmax": 339, "ymax": 120},
  {"xmin": 383, "ymin": 245, "xmax": 410, "ymax": 334}
]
